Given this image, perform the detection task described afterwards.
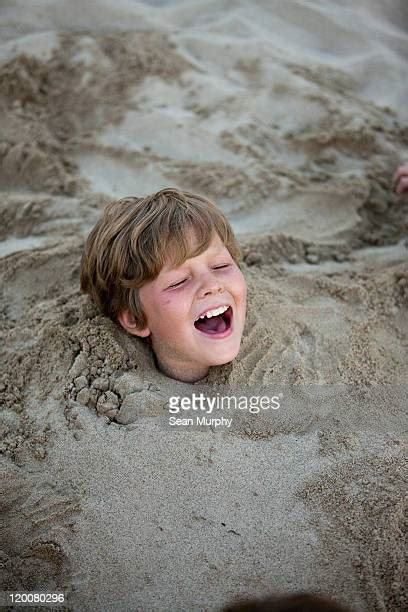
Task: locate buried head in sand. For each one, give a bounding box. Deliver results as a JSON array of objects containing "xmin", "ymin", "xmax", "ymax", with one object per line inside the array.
[{"xmin": 80, "ymin": 187, "xmax": 247, "ymax": 383}]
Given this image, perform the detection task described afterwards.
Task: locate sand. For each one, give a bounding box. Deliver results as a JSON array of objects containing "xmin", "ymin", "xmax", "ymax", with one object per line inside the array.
[{"xmin": 0, "ymin": 1, "xmax": 407, "ymax": 610}]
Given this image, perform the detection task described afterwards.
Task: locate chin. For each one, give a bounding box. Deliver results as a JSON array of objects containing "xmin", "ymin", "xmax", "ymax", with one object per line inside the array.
[{"xmin": 209, "ymin": 346, "xmax": 241, "ymax": 366}]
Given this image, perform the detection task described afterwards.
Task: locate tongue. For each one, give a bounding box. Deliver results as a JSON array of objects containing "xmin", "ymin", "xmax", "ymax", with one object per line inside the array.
[{"xmin": 195, "ymin": 314, "xmax": 227, "ymax": 334}]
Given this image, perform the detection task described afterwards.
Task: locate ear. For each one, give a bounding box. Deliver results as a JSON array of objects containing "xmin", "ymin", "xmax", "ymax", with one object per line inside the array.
[{"xmin": 117, "ymin": 309, "xmax": 150, "ymax": 338}]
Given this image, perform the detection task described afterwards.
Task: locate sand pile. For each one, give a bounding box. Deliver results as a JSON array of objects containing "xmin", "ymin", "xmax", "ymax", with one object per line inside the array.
[{"xmin": 1, "ymin": 1, "xmax": 407, "ymax": 610}]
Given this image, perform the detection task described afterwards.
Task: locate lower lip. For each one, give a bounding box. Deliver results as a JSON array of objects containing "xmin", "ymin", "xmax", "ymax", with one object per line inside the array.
[{"xmin": 194, "ymin": 313, "xmax": 234, "ymax": 340}]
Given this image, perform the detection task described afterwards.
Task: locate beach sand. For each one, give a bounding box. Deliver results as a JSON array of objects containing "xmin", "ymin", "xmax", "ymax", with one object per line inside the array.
[{"xmin": 1, "ymin": 1, "xmax": 407, "ymax": 610}]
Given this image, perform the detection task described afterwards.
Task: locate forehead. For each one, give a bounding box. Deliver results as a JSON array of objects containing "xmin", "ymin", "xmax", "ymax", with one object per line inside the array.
[{"xmin": 161, "ymin": 231, "xmax": 227, "ymax": 273}]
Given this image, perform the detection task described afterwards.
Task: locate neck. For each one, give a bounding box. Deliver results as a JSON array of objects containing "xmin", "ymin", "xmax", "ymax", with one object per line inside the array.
[{"xmin": 153, "ymin": 353, "xmax": 209, "ymax": 383}]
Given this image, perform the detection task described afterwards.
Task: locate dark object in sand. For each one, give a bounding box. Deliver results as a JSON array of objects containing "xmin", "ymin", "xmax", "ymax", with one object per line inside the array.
[{"xmin": 222, "ymin": 593, "xmax": 350, "ymax": 612}]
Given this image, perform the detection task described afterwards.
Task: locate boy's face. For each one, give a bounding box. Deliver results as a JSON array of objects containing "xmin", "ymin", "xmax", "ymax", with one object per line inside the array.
[{"xmin": 124, "ymin": 232, "xmax": 247, "ymax": 382}]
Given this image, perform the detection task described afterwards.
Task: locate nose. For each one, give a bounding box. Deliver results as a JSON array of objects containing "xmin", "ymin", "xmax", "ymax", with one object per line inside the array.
[{"xmin": 198, "ymin": 270, "xmax": 224, "ymax": 298}]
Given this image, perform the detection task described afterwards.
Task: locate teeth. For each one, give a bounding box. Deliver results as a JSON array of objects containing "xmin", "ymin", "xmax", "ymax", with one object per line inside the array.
[{"xmin": 197, "ymin": 305, "xmax": 229, "ymax": 320}]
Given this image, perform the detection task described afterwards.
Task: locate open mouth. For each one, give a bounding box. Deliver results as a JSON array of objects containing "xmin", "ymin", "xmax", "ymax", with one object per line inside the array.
[{"xmin": 194, "ymin": 305, "xmax": 233, "ymax": 336}]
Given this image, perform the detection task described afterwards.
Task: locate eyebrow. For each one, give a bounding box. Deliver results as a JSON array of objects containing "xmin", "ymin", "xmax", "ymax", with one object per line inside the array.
[{"xmin": 161, "ymin": 244, "xmax": 229, "ymax": 275}]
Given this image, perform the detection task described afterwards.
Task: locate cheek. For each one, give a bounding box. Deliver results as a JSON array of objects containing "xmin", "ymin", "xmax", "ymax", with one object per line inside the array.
[
  {"xmin": 233, "ymin": 270, "xmax": 247, "ymax": 303},
  {"xmin": 157, "ymin": 292, "xmax": 191, "ymax": 325},
  {"xmin": 160, "ymin": 296, "xmax": 173, "ymax": 307}
]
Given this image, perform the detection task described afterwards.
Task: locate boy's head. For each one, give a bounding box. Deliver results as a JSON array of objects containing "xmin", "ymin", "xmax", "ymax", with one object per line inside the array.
[{"xmin": 80, "ymin": 187, "xmax": 247, "ymax": 382}]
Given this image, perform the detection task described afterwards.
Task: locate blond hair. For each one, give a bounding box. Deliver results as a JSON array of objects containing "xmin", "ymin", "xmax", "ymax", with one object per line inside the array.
[{"xmin": 80, "ymin": 187, "xmax": 241, "ymax": 329}]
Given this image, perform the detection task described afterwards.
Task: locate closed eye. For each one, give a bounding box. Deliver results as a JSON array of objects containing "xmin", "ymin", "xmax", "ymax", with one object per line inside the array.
[
  {"xmin": 167, "ymin": 278, "xmax": 188, "ymax": 289},
  {"xmin": 213, "ymin": 263, "xmax": 231, "ymax": 269}
]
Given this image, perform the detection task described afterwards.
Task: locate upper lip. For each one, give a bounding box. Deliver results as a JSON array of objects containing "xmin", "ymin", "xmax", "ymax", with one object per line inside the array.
[{"xmin": 194, "ymin": 303, "xmax": 231, "ymax": 322}]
